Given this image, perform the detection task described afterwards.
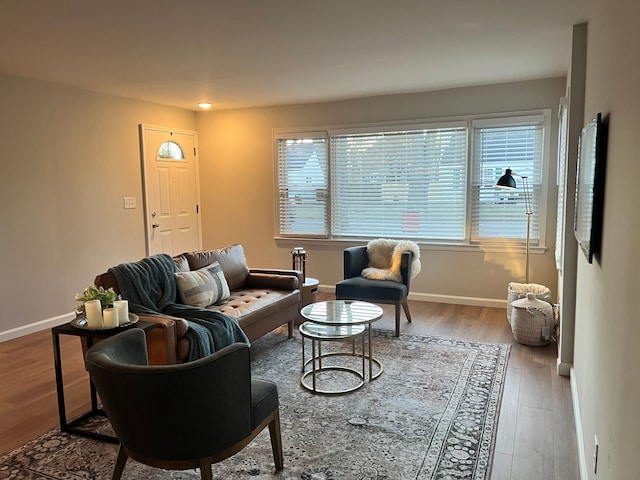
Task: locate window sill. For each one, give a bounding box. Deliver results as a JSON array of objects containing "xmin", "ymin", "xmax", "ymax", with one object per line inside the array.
[{"xmin": 273, "ymin": 237, "xmax": 547, "ymax": 255}]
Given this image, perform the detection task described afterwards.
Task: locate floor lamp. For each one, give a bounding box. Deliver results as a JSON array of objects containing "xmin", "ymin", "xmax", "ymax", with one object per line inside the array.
[{"xmin": 496, "ymin": 168, "xmax": 532, "ymax": 283}]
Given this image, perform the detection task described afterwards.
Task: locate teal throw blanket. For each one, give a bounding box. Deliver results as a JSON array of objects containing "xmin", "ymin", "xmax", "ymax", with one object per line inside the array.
[{"xmin": 109, "ymin": 254, "xmax": 249, "ymax": 361}]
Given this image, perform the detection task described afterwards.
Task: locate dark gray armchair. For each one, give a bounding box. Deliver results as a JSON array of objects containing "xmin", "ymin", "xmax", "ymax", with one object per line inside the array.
[
  {"xmin": 85, "ymin": 329, "xmax": 283, "ymax": 479},
  {"xmin": 335, "ymin": 245, "xmax": 413, "ymax": 336}
]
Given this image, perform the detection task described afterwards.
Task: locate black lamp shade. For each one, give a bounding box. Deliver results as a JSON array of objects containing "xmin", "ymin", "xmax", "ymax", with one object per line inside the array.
[{"xmin": 496, "ymin": 168, "xmax": 517, "ymax": 189}]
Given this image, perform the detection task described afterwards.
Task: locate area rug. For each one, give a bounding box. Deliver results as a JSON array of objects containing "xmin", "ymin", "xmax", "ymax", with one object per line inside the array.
[{"xmin": 0, "ymin": 328, "xmax": 510, "ymax": 480}]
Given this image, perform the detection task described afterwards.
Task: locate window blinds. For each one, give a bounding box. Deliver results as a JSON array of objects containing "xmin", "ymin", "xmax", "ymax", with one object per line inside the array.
[
  {"xmin": 470, "ymin": 117, "xmax": 544, "ymax": 243},
  {"xmin": 276, "ymin": 135, "xmax": 328, "ymax": 237},
  {"xmin": 330, "ymin": 126, "xmax": 467, "ymax": 240}
]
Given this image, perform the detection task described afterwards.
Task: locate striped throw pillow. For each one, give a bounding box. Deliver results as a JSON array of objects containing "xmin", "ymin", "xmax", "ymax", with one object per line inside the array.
[{"xmin": 174, "ymin": 262, "xmax": 231, "ymax": 308}]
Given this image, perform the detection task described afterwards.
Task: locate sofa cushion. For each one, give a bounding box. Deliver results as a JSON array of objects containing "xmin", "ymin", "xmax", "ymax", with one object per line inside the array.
[
  {"xmin": 184, "ymin": 244, "xmax": 250, "ymax": 291},
  {"xmin": 174, "ymin": 262, "xmax": 230, "ymax": 307},
  {"xmin": 207, "ymin": 288, "xmax": 296, "ymax": 319},
  {"xmin": 173, "ymin": 254, "xmax": 190, "ymax": 273}
]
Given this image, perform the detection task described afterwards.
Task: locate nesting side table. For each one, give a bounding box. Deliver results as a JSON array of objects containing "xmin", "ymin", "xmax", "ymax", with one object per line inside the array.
[{"xmin": 299, "ymin": 300, "xmax": 383, "ymax": 395}]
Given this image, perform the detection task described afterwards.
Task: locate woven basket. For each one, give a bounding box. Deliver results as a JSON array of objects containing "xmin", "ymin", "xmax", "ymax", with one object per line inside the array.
[
  {"xmin": 506, "ymin": 282, "xmax": 552, "ymax": 324},
  {"xmin": 510, "ymin": 293, "xmax": 555, "ymax": 346}
]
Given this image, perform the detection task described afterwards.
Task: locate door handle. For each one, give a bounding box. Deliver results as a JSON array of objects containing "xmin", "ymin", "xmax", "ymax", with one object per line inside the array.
[{"xmin": 152, "ymin": 223, "xmax": 160, "ymax": 228}]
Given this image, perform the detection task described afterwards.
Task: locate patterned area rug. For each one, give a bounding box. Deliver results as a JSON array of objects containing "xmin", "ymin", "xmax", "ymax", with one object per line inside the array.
[{"xmin": 0, "ymin": 328, "xmax": 510, "ymax": 480}]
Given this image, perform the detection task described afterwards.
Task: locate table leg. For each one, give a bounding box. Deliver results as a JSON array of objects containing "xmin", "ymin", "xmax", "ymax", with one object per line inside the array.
[
  {"xmin": 51, "ymin": 331, "xmax": 67, "ymax": 431},
  {"xmin": 368, "ymin": 324, "xmax": 373, "ymax": 380},
  {"xmin": 361, "ymin": 329, "xmax": 365, "ymax": 380},
  {"xmin": 311, "ymin": 339, "xmax": 317, "ymax": 392}
]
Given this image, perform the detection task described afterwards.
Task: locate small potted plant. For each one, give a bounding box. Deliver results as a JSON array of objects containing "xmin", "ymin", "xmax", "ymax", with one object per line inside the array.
[{"xmin": 75, "ymin": 285, "xmax": 120, "ymax": 315}]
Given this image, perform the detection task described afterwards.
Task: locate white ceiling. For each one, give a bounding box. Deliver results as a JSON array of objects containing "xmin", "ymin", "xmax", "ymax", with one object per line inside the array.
[{"xmin": 1, "ymin": 0, "xmax": 593, "ymax": 111}]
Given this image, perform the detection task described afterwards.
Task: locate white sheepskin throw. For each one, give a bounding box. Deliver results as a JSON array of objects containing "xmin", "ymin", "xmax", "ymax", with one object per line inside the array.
[{"xmin": 361, "ymin": 238, "xmax": 421, "ymax": 282}]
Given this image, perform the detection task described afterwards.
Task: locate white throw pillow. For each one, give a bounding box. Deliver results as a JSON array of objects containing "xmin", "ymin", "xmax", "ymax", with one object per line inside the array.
[{"xmin": 174, "ymin": 262, "xmax": 230, "ymax": 307}]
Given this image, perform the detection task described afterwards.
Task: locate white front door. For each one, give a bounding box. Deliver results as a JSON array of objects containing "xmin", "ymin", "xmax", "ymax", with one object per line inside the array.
[{"xmin": 140, "ymin": 125, "xmax": 201, "ymax": 256}]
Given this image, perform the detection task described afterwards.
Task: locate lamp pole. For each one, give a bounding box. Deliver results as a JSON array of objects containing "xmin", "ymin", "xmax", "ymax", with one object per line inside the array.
[
  {"xmin": 522, "ymin": 175, "xmax": 532, "ymax": 284},
  {"xmin": 497, "ymin": 169, "xmax": 532, "ymax": 283}
]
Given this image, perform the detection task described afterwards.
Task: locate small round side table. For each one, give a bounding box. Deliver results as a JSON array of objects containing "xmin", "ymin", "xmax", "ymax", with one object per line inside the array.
[{"xmin": 296, "ymin": 277, "xmax": 319, "ymax": 326}]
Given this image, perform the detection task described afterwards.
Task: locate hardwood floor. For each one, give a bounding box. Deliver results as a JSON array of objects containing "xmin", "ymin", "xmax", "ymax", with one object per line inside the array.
[{"xmin": 0, "ymin": 294, "xmax": 580, "ymax": 479}]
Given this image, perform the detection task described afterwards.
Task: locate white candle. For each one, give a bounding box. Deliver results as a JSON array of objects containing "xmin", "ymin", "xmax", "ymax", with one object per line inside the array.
[
  {"xmin": 103, "ymin": 308, "xmax": 119, "ymax": 329},
  {"xmin": 84, "ymin": 299, "xmax": 103, "ymax": 329},
  {"xmin": 113, "ymin": 300, "xmax": 129, "ymax": 325}
]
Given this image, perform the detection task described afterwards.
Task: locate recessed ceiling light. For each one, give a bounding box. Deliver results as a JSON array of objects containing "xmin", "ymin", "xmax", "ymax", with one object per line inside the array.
[{"xmin": 198, "ymin": 102, "xmax": 212, "ymax": 109}]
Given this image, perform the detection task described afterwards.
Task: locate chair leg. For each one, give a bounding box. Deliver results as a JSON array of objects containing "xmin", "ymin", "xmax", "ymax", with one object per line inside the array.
[
  {"xmin": 269, "ymin": 409, "xmax": 284, "ymax": 471},
  {"xmin": 402, "ymin": 298, "xmax": 412, "ymax": 323},
  {"xmin": 394, "ymin": 299, "xmax": 412, "ymax": 336},
  {"xmin": 111, "ymin": 445, "xmax": 128, "ymax": 480},
  {"xmin": 287, "ymin": 319, "xmax": 294, "ymax": 338},
  {"xmin": 198, "ymin": 459, "xmax": 213, "ymax": 480}
]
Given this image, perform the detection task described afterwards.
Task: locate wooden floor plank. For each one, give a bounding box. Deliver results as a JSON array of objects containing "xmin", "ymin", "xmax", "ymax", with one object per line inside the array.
[
  {"xmin": 490, "ymin": 452, "xmax": 513, "ymax": 480},
  {"xmin": 520, "ymin": 364, "xmax": 554, "ymax": 411},
  {"xmin": 512, "ymin": 405, "xmax": 555, "ymax": 479},
  {"xmin": 495, "ymin": 367, "xmax": 522, "ymax": 456}
]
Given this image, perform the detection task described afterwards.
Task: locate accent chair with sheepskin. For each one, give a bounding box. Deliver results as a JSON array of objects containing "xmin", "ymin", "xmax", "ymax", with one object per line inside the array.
[{"xmin": 335, "ymin": 239, "xmax": 421, "ymax": 336}]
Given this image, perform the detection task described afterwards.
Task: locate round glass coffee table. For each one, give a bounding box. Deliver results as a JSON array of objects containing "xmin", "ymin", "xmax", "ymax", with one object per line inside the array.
[{"xmin": 299, "ymin": 300, "xmax": 383, "ymax": 394}]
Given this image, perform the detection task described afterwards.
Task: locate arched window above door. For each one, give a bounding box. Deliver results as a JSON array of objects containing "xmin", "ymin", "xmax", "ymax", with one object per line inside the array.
[{"xmin": 157, "ymin": 141, "xmax": 184, "ymax": 160}]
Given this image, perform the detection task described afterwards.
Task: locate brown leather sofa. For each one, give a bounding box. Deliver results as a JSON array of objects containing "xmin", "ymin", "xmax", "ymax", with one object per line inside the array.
[{"xmin": 95, "ymin": 244, "xmax": 301, "ymax": 364}]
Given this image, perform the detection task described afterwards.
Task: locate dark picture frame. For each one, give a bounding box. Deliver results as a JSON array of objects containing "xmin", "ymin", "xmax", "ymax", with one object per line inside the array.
[{"xmin": 574, "ymin": 112, "xmax": 608, "ymax": 263}]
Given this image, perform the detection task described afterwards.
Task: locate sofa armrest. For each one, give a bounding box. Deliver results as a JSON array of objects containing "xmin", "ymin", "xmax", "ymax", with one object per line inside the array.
[
  {"xmin": 247, "ymin": 269, "xmax": 301, "ymax": 290},
  {"xmin": 94, "ymin": 271, "xmax": 121, "ymax": 295},
  {"xmin": 137, "ymin": 313, "xmax": 183, "ymax": 365}
]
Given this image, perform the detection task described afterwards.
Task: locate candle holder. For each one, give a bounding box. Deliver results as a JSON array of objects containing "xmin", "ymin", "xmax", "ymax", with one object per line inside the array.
[{"xmin": 291, "ymin": 247, "xmax": 307, "ymax": 282}]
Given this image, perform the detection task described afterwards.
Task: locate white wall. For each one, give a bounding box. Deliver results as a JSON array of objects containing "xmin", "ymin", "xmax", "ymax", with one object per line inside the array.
[
  {"xmin": 0, "ymin": 73, "xmax": 196, "ymax": 337},
  {"xmin": 196, "ymin": 78, "xmax": 566, "ymax": 304},
  {"xmin": 572, "ymin": 1, "xmax": 640, "ymax": 478}
]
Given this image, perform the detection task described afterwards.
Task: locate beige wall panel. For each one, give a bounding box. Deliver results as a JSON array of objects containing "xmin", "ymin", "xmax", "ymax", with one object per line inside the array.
[{"xmin": 0, "ymin": 74, "xmax": 195, "ymax": 333}]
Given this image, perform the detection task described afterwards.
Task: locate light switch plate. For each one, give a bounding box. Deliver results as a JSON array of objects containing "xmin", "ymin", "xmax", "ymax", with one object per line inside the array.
[{"xmin": 123, "ymin": 197, "xmax": 136, "ymax": 209}]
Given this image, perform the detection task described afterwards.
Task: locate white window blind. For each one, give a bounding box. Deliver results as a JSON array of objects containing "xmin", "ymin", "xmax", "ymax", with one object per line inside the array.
[
  {"xmin": 276, "ymin": 134, "xmax": 328, "ymax": 237},
  {"xmin": 471, "ymin": 116, "xmax": 544, "ymax": 243},
  {"xmin": 330, "ymin": 125, "xmax": 467, "ymax": 240}
]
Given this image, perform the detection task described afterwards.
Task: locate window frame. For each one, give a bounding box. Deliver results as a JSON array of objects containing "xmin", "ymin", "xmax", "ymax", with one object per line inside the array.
[
  {"xmin": 274, "ymin": 131, "xmax": 329, "ymax": 239},
  {"xmin": 468, "ymin": 113, "xmax": 550, "ymax": 247},
  {"xmin": 274, "ymin": 110, "xmax": 551, "ymax": 249},
  {"xmin": 555, "ymin": 99, "xmax": 568, "ymax": 270}
]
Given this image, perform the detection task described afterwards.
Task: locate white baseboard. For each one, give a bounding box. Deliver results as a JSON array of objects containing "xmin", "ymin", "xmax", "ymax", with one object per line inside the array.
[
  {"xmin": 557, "ymin": 359, "xmax": 572, "ymax": 377},
  {"xmin": 318, "ymin": 284, "xmax": 507, "ymax": 308},
  {"xmin": 570, "ymin": 367, "xmax": 588, "ymax": 480},
  {"xmin": 0, "ymin": 312, "xmax": 75, "ymax": 344}
]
